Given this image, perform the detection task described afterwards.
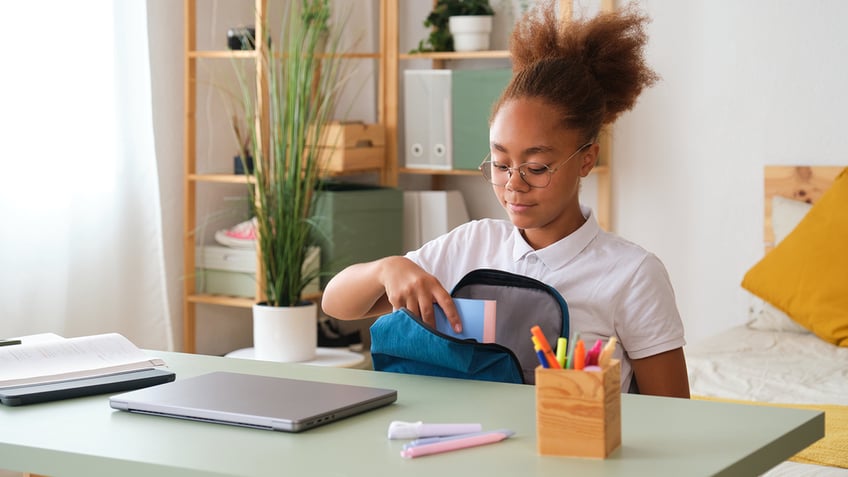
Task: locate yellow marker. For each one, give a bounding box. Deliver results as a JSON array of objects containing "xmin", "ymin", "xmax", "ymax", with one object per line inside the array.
[{"xmin": 555, "ymin": 337, "xmax": 567, "ymax": 368}]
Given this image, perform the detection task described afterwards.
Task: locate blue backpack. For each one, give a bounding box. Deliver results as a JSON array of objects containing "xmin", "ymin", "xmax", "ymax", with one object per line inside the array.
[{"xmin": 370, "ymin": 269, "xmax": 569, "ymax": 384}]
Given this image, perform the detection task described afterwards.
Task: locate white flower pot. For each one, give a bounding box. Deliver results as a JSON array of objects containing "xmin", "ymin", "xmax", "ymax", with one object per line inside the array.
[
  {"xmin": 253, "ymin": 301, "xmax": 317, "ymax": 362},
  {"xmin": 449, "ymin": 15, "xmax": 493, "ymax": 52}
]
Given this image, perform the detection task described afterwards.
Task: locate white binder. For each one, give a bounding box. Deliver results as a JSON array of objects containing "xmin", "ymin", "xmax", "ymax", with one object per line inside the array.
[
  {"xmin": 403, "ymin": 70, "xmax": 452, "ymax": 169},
  {"xmin": 403, "ymin": 190, "xmax": 470, "ymax": 251}
]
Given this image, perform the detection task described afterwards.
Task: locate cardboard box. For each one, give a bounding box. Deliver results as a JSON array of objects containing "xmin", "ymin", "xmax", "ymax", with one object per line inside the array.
[
  {"xmin": 311, "ymin": 121, "xmax": 385, "ymax": 173},
  {"xmin": 535, "ymin": 360, "xmax": 622, "ymax": 458}
]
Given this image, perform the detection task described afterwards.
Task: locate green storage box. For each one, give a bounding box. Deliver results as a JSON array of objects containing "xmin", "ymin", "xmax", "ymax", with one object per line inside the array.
[
  {"xmin": 451, "ymin": 68, "xmax": 512, "ymax": 170},
  {"xmin": 312, "ymin": 183, "xmax": 403, "ymax": 289}
]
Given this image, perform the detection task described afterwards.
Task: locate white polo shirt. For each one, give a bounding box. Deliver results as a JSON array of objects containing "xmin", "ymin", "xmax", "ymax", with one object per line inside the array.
[{"xmin": 405, "ymin": 206, "xmax": 685, "ymax": 392}]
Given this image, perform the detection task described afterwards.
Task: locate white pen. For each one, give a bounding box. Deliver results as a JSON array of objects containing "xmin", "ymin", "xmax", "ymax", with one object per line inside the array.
[
  {"xmin": 387, "ymin": 421, "xmax": 483, "ymax": 439},
  {"xmin": 399, "ymin": 429, "xmax": 514, "ymax": 459}
]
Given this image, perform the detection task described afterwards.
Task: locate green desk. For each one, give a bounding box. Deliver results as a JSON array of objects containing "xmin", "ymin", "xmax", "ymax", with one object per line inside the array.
[{"xmin": 0, "ymin": 351, "xmax": 823, "ymax": 477}]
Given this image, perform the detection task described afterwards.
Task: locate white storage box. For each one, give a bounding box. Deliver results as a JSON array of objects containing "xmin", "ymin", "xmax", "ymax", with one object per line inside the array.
[{"xmin": 195, "ymin": 246, "xmax": 320, "ymax": 298}]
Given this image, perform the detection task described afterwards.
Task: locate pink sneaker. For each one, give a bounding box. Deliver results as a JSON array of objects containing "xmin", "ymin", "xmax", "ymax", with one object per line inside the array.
[{"xmin": 214, "ymin": 218, "xmax": 257, "ymax": 249}]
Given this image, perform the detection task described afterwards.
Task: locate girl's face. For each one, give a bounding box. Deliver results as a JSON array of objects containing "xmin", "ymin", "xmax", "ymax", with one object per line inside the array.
[{"xmin": 488, "ymin": 97, "xmax": 598, "ymax": 249}]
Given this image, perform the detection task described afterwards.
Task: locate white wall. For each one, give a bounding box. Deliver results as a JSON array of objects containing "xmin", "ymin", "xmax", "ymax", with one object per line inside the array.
[
  {"xmin": 399, "ymin": 1, "xmax": 848, "ymax": 345},
  {"xmin": 612, "ymin": 1, "xmax": 848, "ymax": 344},
  {"xmin": 148, "ymin": 1, "xmax": 848, "ymax": 352}
]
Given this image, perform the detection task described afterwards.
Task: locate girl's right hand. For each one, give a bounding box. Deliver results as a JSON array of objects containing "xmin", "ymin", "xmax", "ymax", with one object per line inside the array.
[{"xmin": 378, "ymin": 256, "xmax": 462, "ymax": 333}]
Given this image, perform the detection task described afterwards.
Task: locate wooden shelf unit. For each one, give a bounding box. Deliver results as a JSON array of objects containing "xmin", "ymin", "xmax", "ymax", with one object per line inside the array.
[{"xmin": 182, "ymin": 0, "xmax": 614, "ymax": 352}]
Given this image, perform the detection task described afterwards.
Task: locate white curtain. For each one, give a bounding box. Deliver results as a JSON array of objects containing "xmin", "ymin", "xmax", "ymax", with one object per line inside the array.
[{"xmin": 0, "ymin": 1, "xmax": 174, "ymax": 350}]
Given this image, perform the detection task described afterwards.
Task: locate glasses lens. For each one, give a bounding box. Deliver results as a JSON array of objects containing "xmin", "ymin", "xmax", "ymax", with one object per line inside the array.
[
  {"xmin": 480, "ymin": 160, "xmax": 500, "ymax": 185},
  {"xmin": 480, "ymin": 161, "xmax": 553, "ymax": 188},
  {"xmin": 518, "ymin": 163, "xmax": 552, "ymax": 188}
]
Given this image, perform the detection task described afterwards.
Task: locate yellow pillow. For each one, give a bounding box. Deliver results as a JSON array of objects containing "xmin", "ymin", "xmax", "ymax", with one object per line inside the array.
[{"xmin": 741, "ymin": 167, "xmax": 848, "ymax": 346}]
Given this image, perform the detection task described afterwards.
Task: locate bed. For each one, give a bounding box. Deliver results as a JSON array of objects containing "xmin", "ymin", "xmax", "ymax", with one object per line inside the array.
[{"xmin": 685, "ymin": 165, "xmax": 848, "ymax": 476}]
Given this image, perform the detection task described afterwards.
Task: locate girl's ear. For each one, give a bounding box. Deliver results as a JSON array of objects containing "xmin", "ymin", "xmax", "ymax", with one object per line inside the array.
[{"xmin": 579, "ymin": 143, "xmax": 600, "ymax": 177}]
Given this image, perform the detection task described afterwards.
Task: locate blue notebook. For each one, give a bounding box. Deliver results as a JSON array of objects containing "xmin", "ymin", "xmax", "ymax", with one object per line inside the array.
[{"xmin": 433, "ymin": 298, "xmax": 497, "ymax": 342}]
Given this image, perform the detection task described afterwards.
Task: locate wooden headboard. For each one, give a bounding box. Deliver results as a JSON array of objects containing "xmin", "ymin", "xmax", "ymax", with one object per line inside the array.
[{"xmin": 764, "ymin": 166, "xmax": 843, "ymax": 250}]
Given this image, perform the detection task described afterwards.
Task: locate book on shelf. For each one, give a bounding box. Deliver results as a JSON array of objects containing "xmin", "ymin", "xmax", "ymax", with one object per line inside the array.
[
  {"xmin": 0, "ymin": 332, "xmax": 175, "ymax": 406},
  {"xmin": 433, "ymin": 297, "xmax": 497, "ymax": 343}
]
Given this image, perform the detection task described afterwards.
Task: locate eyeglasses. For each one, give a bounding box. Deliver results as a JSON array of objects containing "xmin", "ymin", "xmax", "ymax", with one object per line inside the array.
[{"xmin": 479, "ymin": 142, "xmax": 593, "ymax": 189}]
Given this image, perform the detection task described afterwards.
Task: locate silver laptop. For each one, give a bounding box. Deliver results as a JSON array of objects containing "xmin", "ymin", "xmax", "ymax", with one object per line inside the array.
[{"xmin": 109, "ymin": 371, "xmax": 397, "ymax": 432}]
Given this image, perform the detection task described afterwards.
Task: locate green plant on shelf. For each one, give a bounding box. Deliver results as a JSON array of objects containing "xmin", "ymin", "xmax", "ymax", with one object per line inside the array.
[{"xmin": 411, "ymin": 0, "xmax": 494, "ymax": 53}]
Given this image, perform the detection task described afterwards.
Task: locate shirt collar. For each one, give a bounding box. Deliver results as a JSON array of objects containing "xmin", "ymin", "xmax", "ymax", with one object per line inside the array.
[{"xmin": 510, "ymin": 205, "xmax": 600, "ymax": 269}]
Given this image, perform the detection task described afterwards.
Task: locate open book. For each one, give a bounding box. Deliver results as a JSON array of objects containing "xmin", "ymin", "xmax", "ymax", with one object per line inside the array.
[
  {"xmin": 433, "ymin": 298, "xmax": 497, "ymax": 343},
  {"xmin": 0, "ymin": 333, "xmax": 174, "ymax": 405}
]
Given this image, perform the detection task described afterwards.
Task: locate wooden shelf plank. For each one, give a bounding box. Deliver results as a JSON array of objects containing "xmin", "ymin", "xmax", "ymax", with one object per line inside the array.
[
  {"xmin": 189, "ymin": 50, "xmax": 256, "ymax": 59},
  {"xmin": 188, "ymin": 50, "xmax": 380, "ymax": 60},
  {"xmin": 399, "ymin": 50, "xmax": 510, "ymax": 61},
  {"xmin": 398, "ymin": 165, "xmax": 610, "ymax": 176},
  {"xmin": 189, "ymin": 173, "xmax": 252, "ymax": 184},
  {"xmin": 399, "ymin": 168, "xmax": 480, "ymax": 176},
  {"xmin": 188, "ymin": 293, "xmax": 323, "ymax": 308}
]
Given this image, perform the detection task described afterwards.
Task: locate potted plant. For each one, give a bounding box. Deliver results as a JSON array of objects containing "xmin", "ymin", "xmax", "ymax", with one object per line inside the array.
[
  {"xmin": 413, "ymin": 0, "xmax": 495, "ymax": 53},
  {"xmin": 233, "ymin": 0, "xmax": 345, "ymax": 362}
]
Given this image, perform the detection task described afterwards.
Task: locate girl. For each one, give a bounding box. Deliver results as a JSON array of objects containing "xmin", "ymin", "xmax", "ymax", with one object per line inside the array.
[{"xmin": 322, "ymin": 2, "xmax": 689, "ymax": 398}]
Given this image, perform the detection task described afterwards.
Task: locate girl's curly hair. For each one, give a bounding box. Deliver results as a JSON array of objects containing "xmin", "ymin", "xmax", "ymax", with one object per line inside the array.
[{"xmin": 493, "ymin": 1, "xmax": 659, "ymax": 141}]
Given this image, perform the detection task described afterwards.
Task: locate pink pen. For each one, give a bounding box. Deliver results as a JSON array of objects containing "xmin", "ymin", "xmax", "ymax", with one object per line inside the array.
[{"xmin": 399, "ymin": 429, "xmax": 514, "ymax": 459}]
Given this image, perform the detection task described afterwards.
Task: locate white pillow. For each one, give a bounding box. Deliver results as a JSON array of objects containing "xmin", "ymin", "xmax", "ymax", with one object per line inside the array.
[
  {"xmin": 771, "ymin": 195, "xmax": 812, "ymax": 244},
  {"xmin": 746, "ymin": 195, "xmax": 813, "ymax": 333},
  {"xmin": 747, "ymin": 299, "xmax": 811, "ymax": 333}
]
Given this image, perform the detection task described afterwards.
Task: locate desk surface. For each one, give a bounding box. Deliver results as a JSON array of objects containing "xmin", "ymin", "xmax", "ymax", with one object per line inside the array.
[
  {"xmin": 224, "ymin": 346, "xmax": 367, "ymax": 368},
  {"xmin": 0, "ymin": 351, "xmax": 823, "ymax": 477}
]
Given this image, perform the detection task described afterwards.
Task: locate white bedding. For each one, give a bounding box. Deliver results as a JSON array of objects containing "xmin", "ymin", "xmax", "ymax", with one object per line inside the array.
[
  {"xmin": 687, "ymin": 325, "xmax": 848, "ymax": 405},
  {"xmin": 686, "ymin": 325, "xmax": 848, "ymax": 476}
]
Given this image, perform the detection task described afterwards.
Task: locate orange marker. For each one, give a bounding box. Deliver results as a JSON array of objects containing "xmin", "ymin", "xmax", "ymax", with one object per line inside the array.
[
  {"xmin": 572, "ymin": 339, "xmax": 586, "ymax": 370},
  {"xmin": 530, "ymin": 326, "xmax": 561, "ymax": 369}
]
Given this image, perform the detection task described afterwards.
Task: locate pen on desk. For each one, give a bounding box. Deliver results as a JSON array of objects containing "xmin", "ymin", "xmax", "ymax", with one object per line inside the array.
[
  {"xmin": 387, "ymin": 421, "xmax": 483, "ymax": 439},
  {"xmin": 530, "ymin": 326, "xmax": 561, "ymax": 369},
  {"xmin": 403, "ymin": 429, "xmax": 510, "ymax": 450},
  {"xmin": 0, "ymin": 339, "xmax": 22, "ymax": 347},
  {"xmin": 399, "ymin": 429, "xmax": 514, "ymax": 458}
]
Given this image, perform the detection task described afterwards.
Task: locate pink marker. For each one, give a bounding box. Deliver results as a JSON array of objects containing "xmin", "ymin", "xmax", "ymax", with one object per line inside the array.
[
  {"xmin": 399, "ymin": 429, "xmax": 514, "ymax": 458},
  {"xmin": 586, "ymin": 339, "xmax": 603, "ymax": 366}
]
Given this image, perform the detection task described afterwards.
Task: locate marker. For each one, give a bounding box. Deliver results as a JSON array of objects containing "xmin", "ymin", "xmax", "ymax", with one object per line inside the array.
[
  {"xmin": 586, "ymin": 339, "xmax": 603, "ymax": 366},
  {"xmin": 403, "ymin": 429, "xmax": 509, "ymax": 450},
  {"xmin": 400, "ymin": 429, "xmax": 514, "ymax": 458},
  {"xmin": 387, "ymin": 421, "xmax": 483, "ymax": 439},
  {"xmin": 0, "ymin": 339, "xmax": 22, "ymax": 347},
  {"xmin": 530, "ymin": 326, "xmax": 561, "ymax": 369},
  {"xmin": 565, "ymin": 331, "xmax": 581, "ymax": 369},
  {"xmin": 572, "ymin": 339, "xmax": 586, "ymax": 370},
  {"xmin": 598, "ymin": 337, "xmax": 618, "ymax": 368},
  {"xmin": 535, "ymin": 348, "xmax": 550, "ymax": 368},
  {"xmin": 531, "ymin": 336, "xmax": 550, "ymax": 367},
  {"xmin": 555, "ymin": 337, "xmax": 567, "ymax": 368}
]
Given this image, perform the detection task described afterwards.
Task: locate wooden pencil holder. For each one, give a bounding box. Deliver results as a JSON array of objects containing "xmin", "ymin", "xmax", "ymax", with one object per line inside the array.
[{"xmin": 535, "ymin": 359, "xmax": 621, "ymax": 458}]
